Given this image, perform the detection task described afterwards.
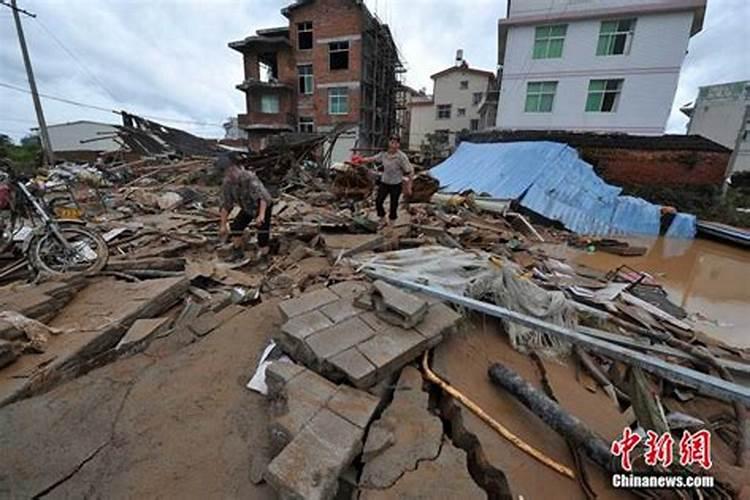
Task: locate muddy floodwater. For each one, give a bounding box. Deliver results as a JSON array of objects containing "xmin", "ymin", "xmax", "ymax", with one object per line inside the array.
[{"xmin": 568, "ymin": 237, "xmax": 750, "ymax": 348}]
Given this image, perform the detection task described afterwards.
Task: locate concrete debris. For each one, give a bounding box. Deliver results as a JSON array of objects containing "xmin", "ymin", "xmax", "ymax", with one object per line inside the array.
[
  {"xmin": 264, "ymin": 361, "xmax": 379, "ymax": 500},
  {"xmin": 360, "ymin": 438, "xmax": 484, "ymax": 500},
  {"xmin": 370, "ymin": 280, "xmax": 428, "ymax": 329},
  {"xmin": 275, "ymin": 282, "xmax": 459, "ymax": 388},
  {"xmin": 116, "ymin": 317, "xmax": 171, "ymax": 351}
]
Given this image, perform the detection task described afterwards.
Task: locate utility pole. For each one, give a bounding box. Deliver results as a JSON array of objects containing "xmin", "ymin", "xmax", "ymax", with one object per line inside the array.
[
  {"xmin": 9, "ymin": 0, "xmax": 55, "ymax": 166},
  {"xmin": 721, "ymin": 104, "xmax": 750, "ymax": 200}
]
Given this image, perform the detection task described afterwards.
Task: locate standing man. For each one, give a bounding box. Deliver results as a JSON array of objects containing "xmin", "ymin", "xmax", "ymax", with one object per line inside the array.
[
  {"xmin": 216, "ymin": 154, "xmax": 273, "ymax": 262},
  {"xmin": 360, "ymin": 136, "xmax": 414, "ymax": 227}
]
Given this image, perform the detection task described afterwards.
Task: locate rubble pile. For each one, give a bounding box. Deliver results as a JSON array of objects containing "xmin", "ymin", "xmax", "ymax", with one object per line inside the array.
[{"xmin": 0, "ymin": 146, "xmax": 748, "ymax": 499}]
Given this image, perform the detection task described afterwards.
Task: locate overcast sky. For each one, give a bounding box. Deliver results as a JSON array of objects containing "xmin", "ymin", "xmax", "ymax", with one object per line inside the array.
[{"xmin": 1, "ymin": 0, "xmax": 748, "ymax": 142}]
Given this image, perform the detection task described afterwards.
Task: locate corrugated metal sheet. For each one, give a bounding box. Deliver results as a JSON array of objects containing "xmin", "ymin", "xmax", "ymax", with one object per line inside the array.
[{"xmin": 430, "ymin": 141, "xmax": 695, "ymax": 238}]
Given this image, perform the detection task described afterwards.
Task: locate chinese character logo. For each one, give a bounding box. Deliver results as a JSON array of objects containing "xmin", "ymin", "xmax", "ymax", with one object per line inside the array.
[
  {"xmin": 611, "ymin": 427, "xmax": 642, "ymax": 472},
  {"xmin": 679, "ymin": 430, "xmax": 712, "ymax": 470},
  {"xmin": 611, "ymin": 428, "xmax": 712, "ymax": 471}
]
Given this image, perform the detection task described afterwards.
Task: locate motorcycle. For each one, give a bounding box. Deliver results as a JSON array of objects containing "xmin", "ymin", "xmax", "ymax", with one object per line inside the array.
[{"xmin": 0, "ymin": 167, "xmax": 109, "ymax": 276}]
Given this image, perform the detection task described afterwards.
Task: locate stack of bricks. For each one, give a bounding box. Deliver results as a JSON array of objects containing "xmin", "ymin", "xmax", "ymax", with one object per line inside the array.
[
  {"xmin": 264, "ymin": 360, "xmax": 381, "ymax": 500},
  {"xmin": 275, "ymin": 280, "xmax": 461, "ymax": 388}
]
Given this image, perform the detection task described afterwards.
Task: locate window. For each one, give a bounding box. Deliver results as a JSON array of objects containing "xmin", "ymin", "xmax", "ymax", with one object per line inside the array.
[
  {"xmin": 533, "ymin": 24, "xmax": 567, "ymax": 59},
  {"xmin": 260, "ymin": 94, "xmax": 279, "ymax": 113},
  {"xmin": 460, "ymin": 81, "xmax": 469, "ymax": 90},
  {"xmin": 329, "ymin": 41, "xmax": 349, "ymax": 70},
  {"xmin": 457, "ymin": 108, "xmax": 466, "ymax": 117},
  {"xmin": 328, "ymin": 87, "xmax": 349, "ymax": 115},
  {"xmin": 436, "ymin": 104, "xmax": 451, "ymax": 120},
  {"xmin": 435, "ymin": 130, "xmax": 450, "ymax": 145},
  {"xmin": 470, "ymin": 119, "xmax": 480, "ymax": 131},
  {"xmin": 472, "ymin": 92, "xmax": 483, "ymax": 106},
  {"xmin": 524, "ymin": 81, "xmax": 557, "ymax": 112},
  {"xmin": 298, "ymin": 22, "xmax": 313, "ymax": 50},
  {"xmin": 586, "ymin": 79, "xmax": 623, "ymax": 112},
  {"xmin": 298, "ymin": 65, "xmax": 313, "ymax": 95},
  {"xmin": 597, "ymin": 19, "xmax": 635, "ymax": 56},
  {"xmin": 299, "ymin": 117, "xmax": 314, "ymax": 133}
]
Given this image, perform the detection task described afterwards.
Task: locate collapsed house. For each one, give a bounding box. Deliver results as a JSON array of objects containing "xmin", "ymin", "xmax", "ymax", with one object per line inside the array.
[
  {"xmin": 431, "ymin": 141, "xmax": 697, "ymax": 238},
  {"xmin": 41, "ymin": 113, "xmax": 220, "ymax": 163}
]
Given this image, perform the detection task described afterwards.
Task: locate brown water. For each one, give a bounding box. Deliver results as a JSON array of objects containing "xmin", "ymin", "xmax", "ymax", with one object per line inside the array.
[{"xmin": 567, "ymin": 238, "xmax": 750, "ymax": 348}]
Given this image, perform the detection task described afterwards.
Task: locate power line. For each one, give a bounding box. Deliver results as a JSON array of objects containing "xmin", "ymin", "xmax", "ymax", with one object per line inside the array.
[
  {"xmin": 32, "ymin": 17, "xmax": 120, "ymax": 104},
  {"xmin": 0, "ymin": 81, "xmax": 224, "ymax": 128},
  {"xmin": 0, "ymin": 116, "xmax": 38, "ymax": 124}
]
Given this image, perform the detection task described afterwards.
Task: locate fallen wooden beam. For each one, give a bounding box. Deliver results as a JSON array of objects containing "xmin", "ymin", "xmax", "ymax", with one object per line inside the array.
[
  {"xmin": 488, "ymin": 362, "xmax": 619, "ymax": 473},
  {"xmin": 365, "ymin": 272, "xmax": 750, "ymax": 406}
]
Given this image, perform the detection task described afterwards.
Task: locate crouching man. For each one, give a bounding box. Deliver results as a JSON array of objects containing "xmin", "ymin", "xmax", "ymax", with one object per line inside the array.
[{"xmin": 216, "ymin": 154, "xmax": 273, "ymax": 262}]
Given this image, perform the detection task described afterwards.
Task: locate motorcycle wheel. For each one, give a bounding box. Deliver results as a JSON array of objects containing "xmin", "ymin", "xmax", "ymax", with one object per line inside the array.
[{"xmin": 29, "ymin": 224, "xmax": 109, "ymax": 275}]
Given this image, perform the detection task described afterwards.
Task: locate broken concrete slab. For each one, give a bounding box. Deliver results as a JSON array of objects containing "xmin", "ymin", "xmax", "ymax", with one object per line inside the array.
[
  {"xmin": 269, "ymin": 366, "xmax": 339, "ymax": 453},
  {"xmin": 360, "ymin": 366, "xmax": 443, "ymax": 489},
  {"xmin": 0, "ymin": 300, "xmax": 281, "ymax": 499},
  {"xmin": 357, "ymin": 327, "xmax": 425, "ymax": 377},
  {"xmin": 0, "ymin": 276, "xmax": 87, "ymax": 325},
  {"xmin": 322, "ymin": 233, "xmax": 385, "ymax": 258},
  {"xmin": 116, "ymin": 317, "xmax": 171, "ymax": 351},
  {"xmin": 0, "ymin": 276, "xmax": 189, "ymax": 407},
  {"xmin": 266, "ymin": 408, "xmax": 363, "ymax": 500},
  {"xmin": 414, "ymin": 303, "xmax": 462, "ymax": 344},
  {"xmin": 306, "ymin": 316, "xmax": 375, "ymax": 363},
  {"xmin": 325, "ymin": 383, "xmax": 380, "ymax": 429},
  {"xmin": 371, "ymin": 280, "xmax": 428, "ymax": 329},
  {"xmin": 266, "ymin": 361, "xmax": 306, "ymax": 398},
  {"xmin": 360, "ymin": 438, "xmax": 484, "ymax": 500},
  {"xmin": 278, "ymin": 288, "xmax": 338, "ymax": 321},
  {"xmin": 276, "ymin": 282, "xmax": 461, "ymax": 388},
  {"xmin": 319, "ymin": 298, "xmax": 361, "ymax": 323},
  {"xmin": 265, "ymin": 361, "xmax": 380, "ymax": 500},
  {"xmin": 328, "ymin": 347, "xmax": 378, "ymax": 389},
  {"xmin": 189, "ymin": 311, "xmax": 220, "ymax": 337}
]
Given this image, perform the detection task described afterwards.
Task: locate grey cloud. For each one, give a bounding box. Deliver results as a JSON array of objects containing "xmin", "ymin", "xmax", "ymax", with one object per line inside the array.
[{"xmin": 1, "ymin": 0, "xmax": 747, "ymax": 142}]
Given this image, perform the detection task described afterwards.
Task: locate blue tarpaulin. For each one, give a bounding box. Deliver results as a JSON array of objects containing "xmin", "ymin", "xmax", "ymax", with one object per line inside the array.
[{"xmin": 430, "ymin": 141, "xmax": 696, "ymax": 238}]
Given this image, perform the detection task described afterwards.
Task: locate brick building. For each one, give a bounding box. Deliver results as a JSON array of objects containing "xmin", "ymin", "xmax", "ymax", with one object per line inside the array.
[{"xmin": 229, "ymin": 0, "xmax": 404, "ymax": 151}]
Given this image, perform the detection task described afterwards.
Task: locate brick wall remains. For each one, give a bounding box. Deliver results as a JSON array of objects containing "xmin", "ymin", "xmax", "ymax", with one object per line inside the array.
[{"xmin": 582, "ymin": 148, "xmax": 730, "ymax": 187}]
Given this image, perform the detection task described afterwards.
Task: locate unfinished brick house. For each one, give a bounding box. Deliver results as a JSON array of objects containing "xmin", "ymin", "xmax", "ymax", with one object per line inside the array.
[{"xmin": 229, "ymin": 0, "xmax": 404, "ymax": 152}]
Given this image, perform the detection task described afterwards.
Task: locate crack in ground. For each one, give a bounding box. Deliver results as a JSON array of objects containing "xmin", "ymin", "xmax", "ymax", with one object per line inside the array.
[
  {"xmin": 362, "ymin": 432, "xmax": 446, "ymax": 492},
  {"xmin": 32, "ymin": 442, "xmax": 108, "ymax": 499},
  {"xmin": 433, "ymin": 381, "xmax": 514, "ymax": 500},
  {"xmin": 30, "ymin": 357, "xmax": 156, "ymax": 499}
]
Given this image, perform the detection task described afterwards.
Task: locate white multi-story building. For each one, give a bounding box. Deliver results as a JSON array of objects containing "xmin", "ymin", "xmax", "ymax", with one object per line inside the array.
[
  {"xmin": 684, "ymin": 81, "xmax": 750, "ymax": 173},
  {"xmin": 408, "ymin": 53, "xmax": 497, "ymax": 151},
  {"xmin": 495, "ymin": 0, "xmax": 707, "ymax": 134}
]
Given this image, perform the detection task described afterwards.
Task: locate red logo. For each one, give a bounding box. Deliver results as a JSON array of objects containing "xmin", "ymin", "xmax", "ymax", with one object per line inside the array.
[
  {"xmin": 611, "ymin": 428, "xmax": 712, "ymax": 471},
  {"xmin": 679, "ymin": 430, "xmax": 712, "ymax": 470},
  {"xmin": 610, "ymin": 427, "xmax": 642, "ymax": 472}
]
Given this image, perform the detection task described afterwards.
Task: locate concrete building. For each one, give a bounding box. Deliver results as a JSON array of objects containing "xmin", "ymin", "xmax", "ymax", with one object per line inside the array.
[
  {"xmin": 683, "ymin": 80, "xmax": 750, "ymax": 173},
  {"xmin": 229, "ymin": 0, "xmax": 403, "ymax": 151},
  {"xmin": 408, "ymin": 54, "xmax": 497, "ymax": 152},
  {"xmin": 495, "ymin": 0, "xmax": 707, "ymax": 134}
]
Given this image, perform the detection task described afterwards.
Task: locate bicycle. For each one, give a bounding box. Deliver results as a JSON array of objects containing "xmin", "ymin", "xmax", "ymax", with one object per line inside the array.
[{"xmin": 0, "ymin": 166, "xmax": 109, "ymax": 276}]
